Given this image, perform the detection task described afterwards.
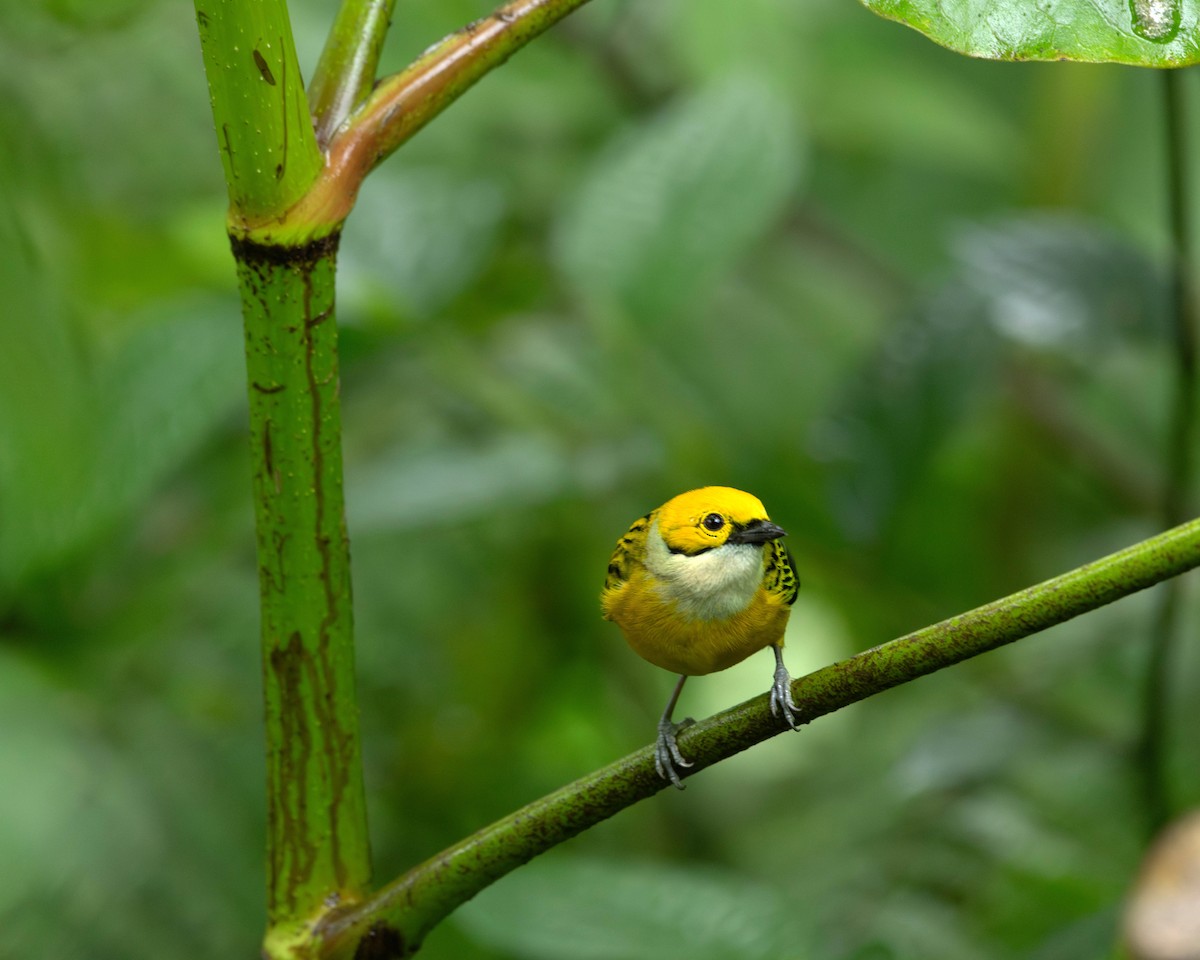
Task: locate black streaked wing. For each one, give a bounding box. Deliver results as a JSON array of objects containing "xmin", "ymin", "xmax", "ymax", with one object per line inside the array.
[
  {"xmin": 763, "ymin": 538, "xmax": 800, "ymax": 605},
  {"xmin": 604, "ymin": 512, "xmax": 651, "ymax": 592}
]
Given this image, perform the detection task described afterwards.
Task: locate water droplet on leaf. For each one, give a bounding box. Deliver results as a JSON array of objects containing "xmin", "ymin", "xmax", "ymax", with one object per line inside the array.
[{"xmin": 1130, "ymin": 0, "xmax": 1180, "ymax": 42}]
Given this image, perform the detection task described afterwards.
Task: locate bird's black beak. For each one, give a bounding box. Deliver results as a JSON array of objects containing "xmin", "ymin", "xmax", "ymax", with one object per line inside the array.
[{"xmin": 727, "ymin": 519, "xmax": 787, "ymax": 545}]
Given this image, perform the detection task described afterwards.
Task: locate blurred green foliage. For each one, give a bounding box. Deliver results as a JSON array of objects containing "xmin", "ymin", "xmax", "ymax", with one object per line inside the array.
[{"xmin": 1, "ymin": 1, "xmax": 1197, "ymax": 958}]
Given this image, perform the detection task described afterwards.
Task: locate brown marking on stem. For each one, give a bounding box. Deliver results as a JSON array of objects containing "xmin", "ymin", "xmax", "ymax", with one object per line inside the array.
[
  {"xmin": 271, "ymin": 528, "xmax": 289, "ymax": 594},
  {"xmin": 277, "ymin": 37, "xmax": 288, "ymax": 181},
  {"xmin": 221, "ymin": 123, "xmax": 235, "ymax": 170},
  {"xmin": 229, "ymin": 231, "xmax": 341, "ymax": 266},
  {"xmin": 262, "ymin": 420, "xmax": 281, "ymax": 495},
  {"xmin": 352, "ymin": 922, "xmax": 408, "ymax": 960},
  {"xmin": 268, "ymin": 631, "xmax": 320, "ymax": 914},
  {"xmin": 253, "ymin": 381, "xmax": 286, "ymax": 394},
  {"xmin": 253, "ymin": 48, "xmax": 277, "ymax": 85},
  {"xmin": 306, "ymin": 306, "xmax": 333, "ymax": 329},
  {"xmin": 300, "ymin": 263, "xmax": 353, "ymax": 890},
  {"xmin": 259, "ymin": 564, "xmax": 282, "ymax": 596}
]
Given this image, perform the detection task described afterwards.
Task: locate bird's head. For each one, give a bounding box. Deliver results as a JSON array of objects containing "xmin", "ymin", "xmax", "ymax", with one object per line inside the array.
[{"xmin": 656, "ymin": 486, "xmax": 787, "ymax": 556}]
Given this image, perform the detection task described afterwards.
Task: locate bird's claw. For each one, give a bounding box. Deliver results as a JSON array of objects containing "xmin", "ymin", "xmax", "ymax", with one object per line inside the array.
[
  {"xmin": 655, "ymin": 716, "xmax": 695, "ymax": 789},
  {"xmin": 770, "ymin": 664, "xmax": 800, "ymax": 730}
]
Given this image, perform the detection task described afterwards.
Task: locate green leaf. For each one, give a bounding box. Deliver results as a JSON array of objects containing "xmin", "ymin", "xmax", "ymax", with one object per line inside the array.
[
  {"xmin": 456, "ymin": 856, "xmax": 811, "ymax": 960},
  {"xmin": 951, "ymin": 215, "xmax": 1168, "ymax": 350},
  {"xmin": 347, "ymin": 432, "xmax": 659, "ymax": 532},
  {"xmin": 862, "ymin": 0, "xmax": 1199, "ymax": 65},
  {"xmin": 815, "ymin": 278, "xmax": 998, "ymax": 541},
  {"xmin": 0, "ymin": 645, "xmax": 264, "ymax": 959},
  {"xmin": 0, "ymin": 295, "xmax": 243, "ymax": 588},
  {"xmin": 555, "ymin": 74, "xmax": 803, "ymax": 323},
  {"xmin": 1027, "ymin": 909, "xmax": 1121, "ymax": 960},
  {"xmin": 91, "ymin": 298, "xmax": 246, "ymax": 526}
]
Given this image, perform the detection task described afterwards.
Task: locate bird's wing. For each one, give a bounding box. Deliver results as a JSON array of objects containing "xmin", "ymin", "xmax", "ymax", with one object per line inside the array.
[
  {"xmin": 604, "ymin": 512, "xmax": 651, "ymax": 593},
  {"xmin": 763, "ymin": 538, "xmax": 800, "ymax": 605}
]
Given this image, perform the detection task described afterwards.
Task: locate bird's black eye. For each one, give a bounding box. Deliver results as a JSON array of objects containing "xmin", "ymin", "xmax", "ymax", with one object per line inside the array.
[{"xmin": 701, "ymin": 513, "xmax": 725, "ymax": 532}]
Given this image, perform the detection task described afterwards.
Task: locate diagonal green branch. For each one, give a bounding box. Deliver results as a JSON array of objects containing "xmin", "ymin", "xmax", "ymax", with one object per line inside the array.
[
  {"xmin": 309, "ymin": 0, "xmax": 398, "ymax": 148},
  {"xmin": 317, "ymin": 516, "xmax": 1200, "ymax": 959},
  {"xmin": 247, "ymin": 0, "xmax": 599, "ymax": 238},
  {"xmin": 318, "ymin": 0, "xmax": 595, "ymax": 211},
  {"xmin": 353, "ymin": 0, "xmax": 595, "ymax": 158}
]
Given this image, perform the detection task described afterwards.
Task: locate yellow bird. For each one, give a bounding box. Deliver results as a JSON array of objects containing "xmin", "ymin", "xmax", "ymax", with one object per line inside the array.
[{"xmin": 602, "ymin": 486, "xmax": 800, "ymax": 788}]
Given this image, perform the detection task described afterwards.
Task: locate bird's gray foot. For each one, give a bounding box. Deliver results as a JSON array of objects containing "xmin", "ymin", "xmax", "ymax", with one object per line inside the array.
[
  {"xmin": 770, "ymin": 645, "xmax": 800, "ymax": 729},
  {"xmin": 655, "ymin": 716, "xmax": 695, "ymax": 789}
]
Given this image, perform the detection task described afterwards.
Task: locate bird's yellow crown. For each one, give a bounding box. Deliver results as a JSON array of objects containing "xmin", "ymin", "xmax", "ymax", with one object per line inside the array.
[{"xmin": 655, "ymin": 486, "xmax": 772, "ymax": 556}]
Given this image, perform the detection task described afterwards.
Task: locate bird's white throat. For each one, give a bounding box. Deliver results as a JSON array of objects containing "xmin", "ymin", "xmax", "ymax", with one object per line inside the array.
[{"xmin": 645, "ymin": 523, "xmax": 764, "ymax": 621}]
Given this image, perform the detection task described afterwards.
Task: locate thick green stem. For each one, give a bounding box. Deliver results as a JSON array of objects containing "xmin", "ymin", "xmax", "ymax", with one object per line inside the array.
[
  {"xmin": 194, "ymin": 4, "xmax": 372, "ymax": 955},
  {"xmin": 319, "ymin": 517, "xmax": 1200, "ymax": 959},
  {"xmin": 235, "ymin": 235, "xmax": 371, "ymax": 957},
  {"xmin": 193, "ymin": 0, "xmax": 322, "ymax": 222}
]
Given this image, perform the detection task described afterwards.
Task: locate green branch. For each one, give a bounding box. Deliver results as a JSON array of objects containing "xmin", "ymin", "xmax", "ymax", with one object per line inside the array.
[
  {"xmin": 325, "ymin": 0, "xmax": 596, "ymax": 194},
  {"xmin": 309, "ymin": 0, "xmax": 398, "ymax": 147},
  {"xmin": 317, "ymin": 517, "xmax": 1200, "ymax": 959}
]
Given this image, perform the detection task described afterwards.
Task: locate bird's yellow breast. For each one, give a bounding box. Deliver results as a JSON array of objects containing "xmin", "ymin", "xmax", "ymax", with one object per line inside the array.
[{"xmin": 602, "ymin": 568, "xmax": 790, "ymax": 676}]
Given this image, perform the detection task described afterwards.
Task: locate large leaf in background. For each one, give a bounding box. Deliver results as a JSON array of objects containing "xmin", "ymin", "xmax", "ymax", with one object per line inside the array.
[
  {"xmin": 0, "ymin": 644, "xmax": 264, "ymax": 959},
  {"xmin": 92, "ymin": 299, "xmax": 244, "ymax": 514},
  {"xmin": 862, "ymin": 0, "xmax": 1200, "ymax": 65},
  {"xmin": 0, "ymin": 115, "xmax": 243, "ymax": 591},
  {"xmin": 817, "ymin": 213, "xmax": 1166, "ymax": 541},
  {"xmin": 343, "ymin": 316, "xmax": 664, "ymax": 532},
  {"xmin": 952, "ymin": 215, "xmax": 1168, "ymax": 350},
  {"xmin": 0, "ymin": 289, "xmax": 243, "ymax": 589},
  {"xmin": 347, "ymin": 432, "xmax": 660, "ymax": 533},
  {"xmin": 555, "ymin": 74, "xmax": 802, "ymax": 323},
  {"xmin": 456, "ymin": 857, "xmax": 811, "ymax": 960},
  {"xmin": 815, "ymin": 278, "xmax": 998, "ymax": 542},
  {"xmin": 0, "ymin": 650, "xmax": 160, "ymax": 957}
]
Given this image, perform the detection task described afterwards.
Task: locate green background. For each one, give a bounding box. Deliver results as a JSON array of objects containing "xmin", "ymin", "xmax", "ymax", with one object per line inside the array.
[{"xmin": 1, "ymin": 0, "xmax": 1197, "ymax": 957}]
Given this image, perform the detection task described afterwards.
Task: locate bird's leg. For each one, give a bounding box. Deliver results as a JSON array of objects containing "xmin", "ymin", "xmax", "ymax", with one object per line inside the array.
[
  {"xmin": 655, "ymin": 674, "xmax": 694, "ymax": 789},
  {"xmin": 769, "ymin": 643, "xmax": 800, "ymax": 729}
]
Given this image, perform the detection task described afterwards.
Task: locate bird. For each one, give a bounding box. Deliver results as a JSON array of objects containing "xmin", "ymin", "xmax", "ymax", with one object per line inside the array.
[{"xmin": 601, "ymin": 486, "xmax": 801, "ymax": 788}]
